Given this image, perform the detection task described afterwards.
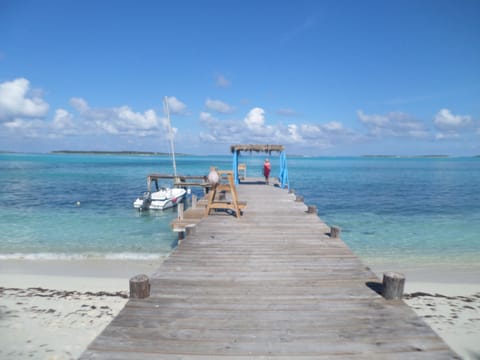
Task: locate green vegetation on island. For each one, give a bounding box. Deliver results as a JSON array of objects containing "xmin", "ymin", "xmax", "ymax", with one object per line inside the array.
[{"xmin": 51, "ymin": 150, "xmax": 191, "ymax": 156}]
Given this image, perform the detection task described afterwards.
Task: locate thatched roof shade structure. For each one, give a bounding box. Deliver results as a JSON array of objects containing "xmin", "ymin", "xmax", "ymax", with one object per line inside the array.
[
  {"xmin": 230, "ymin": 144, "xmax": 285, "ymax": 153},
  {"xmin": 231, "ymin": 144, "xmax": 289, "ymax": 189}
]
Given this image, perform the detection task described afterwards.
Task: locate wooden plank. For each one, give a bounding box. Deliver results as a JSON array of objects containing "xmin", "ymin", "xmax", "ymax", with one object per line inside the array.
[
  {"xmin": 82, "ymin": 350, "xmax": 456, "ymax": 360},
  {"xmin": 80, "ymin": 181, "xmax": 458, "ymax": 359}
]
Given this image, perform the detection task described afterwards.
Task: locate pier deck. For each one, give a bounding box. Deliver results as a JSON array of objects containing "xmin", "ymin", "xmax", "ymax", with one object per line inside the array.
[{"xmin": 81, "ymin": 183, "xmax": 457, "ymax": 359}]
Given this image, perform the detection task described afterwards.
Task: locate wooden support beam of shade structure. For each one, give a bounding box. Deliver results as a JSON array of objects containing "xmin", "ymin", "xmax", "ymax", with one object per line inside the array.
[{"xmin": 230, "ymin": 144, "xmax": 285, "ymax": 153}]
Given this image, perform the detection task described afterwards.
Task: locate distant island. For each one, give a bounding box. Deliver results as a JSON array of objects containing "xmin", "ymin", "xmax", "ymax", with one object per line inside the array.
[
  {"xmin": 362, "ymin": 155, "xmax": 449, "ymax": 158},
  {"xmin": 51, "ymin": 150, "xmax": 191, "ymax": 156}
]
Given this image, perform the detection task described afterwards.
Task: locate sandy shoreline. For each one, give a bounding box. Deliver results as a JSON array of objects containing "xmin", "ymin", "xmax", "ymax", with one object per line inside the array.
[
  {"xmin": 0, "ymin": 260, "xmax": 160, "ymax": 360},
  {"xmin": 370, "ymin": 263, "xmax": 480, "ymax": 359},
  {"xmin": 1, "ymin": 259, "xmax": 479, "ymax": 359}
]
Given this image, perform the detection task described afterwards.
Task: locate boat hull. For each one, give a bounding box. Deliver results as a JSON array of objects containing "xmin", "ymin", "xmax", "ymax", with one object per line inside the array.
[{"xmin": 133, "ymin": 188, "xmax": 186, "ymax": 210}]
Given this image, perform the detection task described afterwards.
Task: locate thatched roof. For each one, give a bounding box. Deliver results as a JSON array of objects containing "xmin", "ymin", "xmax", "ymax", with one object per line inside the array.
[{"xmin": 230, "ymin": 144, "xmax": 285, "ymax": 153}]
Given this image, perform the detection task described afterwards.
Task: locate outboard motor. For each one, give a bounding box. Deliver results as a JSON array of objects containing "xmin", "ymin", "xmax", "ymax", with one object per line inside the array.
[
  {"xmin": 134, "ymin": 191, "xmax": 152, "ymax": 211},
  {"xmin": 140, "ymin": 191, "xmax": 152, "ymax": 210},
  {"xmin": 142, "ymin": 191, "xmax": 151, "ymax": 201}
]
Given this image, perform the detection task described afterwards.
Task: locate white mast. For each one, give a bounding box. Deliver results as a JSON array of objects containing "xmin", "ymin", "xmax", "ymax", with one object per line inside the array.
[{"xmin": 164, "ymin": 96, "xmax": 177, "ymax": 178}]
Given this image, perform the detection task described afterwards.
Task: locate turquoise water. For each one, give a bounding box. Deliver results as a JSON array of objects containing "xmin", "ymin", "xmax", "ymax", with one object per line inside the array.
[{"xmin": 1, "ymin": 153, "xmax": 479, "ymax": 270}]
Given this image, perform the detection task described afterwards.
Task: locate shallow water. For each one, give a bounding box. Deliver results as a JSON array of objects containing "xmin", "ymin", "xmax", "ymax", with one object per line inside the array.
[{"xmin": 1, "ymin": 153, "xmax": 479, "ymax": 273}]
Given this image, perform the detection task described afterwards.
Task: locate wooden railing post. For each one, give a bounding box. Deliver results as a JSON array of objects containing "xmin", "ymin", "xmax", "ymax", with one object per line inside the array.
[
  {"xmin": 382, "ymin": 272, "xmax": 405, "ymax": 300},
  {"xmin": 129, "ymin": 274, "xmax": 150, "ymax": 299},
  {"xmin": 307, "ymin": 205, "xmax": 317, "ymax": 214},
  {"xmin": 177, "ymin": 202, "xmax": 184, "ymax": 220},
  {"xmin": 330, "ymin": 226, "xmax": 341, "ymax": 238}
]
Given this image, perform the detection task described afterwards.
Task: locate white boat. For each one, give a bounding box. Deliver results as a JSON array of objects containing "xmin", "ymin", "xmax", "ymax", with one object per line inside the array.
[
  {"xmin": 134, "ymin": 186, "xmax": 186, "ymax": 210},
  {"xmin": 133, "ymin": 97, "xmax": 186, "ymax": 211}
]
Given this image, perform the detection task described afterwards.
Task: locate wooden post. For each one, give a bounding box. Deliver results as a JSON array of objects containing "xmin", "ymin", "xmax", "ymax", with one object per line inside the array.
[
  {"xmin": 307, "ymin": 205, "xmax": 317, "ymax": 214},
  {"xmin": 177, "ymin": 202, "xmax": 184, "ymax": 220},
  {"xmin": 191, "ymin": 194, "xmax": 197, "ymax": 209},
  {"xmin": 178, "ymin": 231, "xmax": 185, "ymax": 241},
  {"xmin": 129, "ymin": 274, "xmax": 150, "ymax": 299},
  {"xmin": 295, "ymin": 195, "xmax": 304, "ymax": 202},
  {"xmin": 330, "ymin": 225, "xmax": 341, "ymax": 238},
  {"xmin": 382, "ymin": 272, "xmax": 405, "ymax": 300},
  {"xmin": 186, "ymin": 225, "xmax": 196, "ymax": 237}
]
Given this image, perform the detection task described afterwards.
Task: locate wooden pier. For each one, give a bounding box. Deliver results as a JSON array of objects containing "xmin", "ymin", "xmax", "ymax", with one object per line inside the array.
[{"xmin": 81, "ymin": 182, "xmax": 457, "ymax": 359}]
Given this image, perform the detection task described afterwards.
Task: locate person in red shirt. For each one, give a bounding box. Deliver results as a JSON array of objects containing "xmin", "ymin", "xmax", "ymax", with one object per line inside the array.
[{"xmin": 263, "ymin": 158, "xmax": 271, "ymax": 184}]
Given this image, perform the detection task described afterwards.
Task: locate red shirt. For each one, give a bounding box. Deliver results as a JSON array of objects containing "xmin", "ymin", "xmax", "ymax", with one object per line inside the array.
[{"xmin": 263, "ymin": 162, "xmax": 271, "ymax": 176}]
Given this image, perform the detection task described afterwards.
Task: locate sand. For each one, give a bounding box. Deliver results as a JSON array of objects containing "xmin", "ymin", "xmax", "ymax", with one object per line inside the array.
[
  {"xmin": 0, "ymin": 259, "xmax": 479, "ymax": 360},
  {"xmin": 0, "ymin": 260, "xmax": 160, "ymax": 360},
  {"xmin": 372, "ymin": 264, "xmax": 480, "ymax": 359}
]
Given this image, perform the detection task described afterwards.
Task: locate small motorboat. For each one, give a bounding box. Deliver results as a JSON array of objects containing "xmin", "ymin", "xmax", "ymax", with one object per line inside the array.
[
  {"xmin": 133, "ymin": 96, "xmax": 186, "ymax": 211},
  {"xmin": 134, "ymin": 187, "xmax": 186, "ymax": 211}
]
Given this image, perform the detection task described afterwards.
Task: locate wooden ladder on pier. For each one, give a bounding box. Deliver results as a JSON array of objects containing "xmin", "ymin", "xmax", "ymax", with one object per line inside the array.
[{"xmin": 205, "ymin": 170, "xmax": 246, "ymax": 218}]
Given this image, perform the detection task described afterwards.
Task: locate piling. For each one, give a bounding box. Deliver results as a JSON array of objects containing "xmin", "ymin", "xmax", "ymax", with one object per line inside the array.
[
  {"xmin": 129, "ymin": 274, "xmax": 150, "ymax": 299},
  {"xmin": 382, "ymin": 271, "xmax": 406, "ymax": 300}
]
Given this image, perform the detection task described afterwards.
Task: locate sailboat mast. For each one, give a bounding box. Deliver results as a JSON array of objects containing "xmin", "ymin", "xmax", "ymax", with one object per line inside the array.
[{"xmin": 164, "ymin": 96, "xmax": 177, "ymax": 178}]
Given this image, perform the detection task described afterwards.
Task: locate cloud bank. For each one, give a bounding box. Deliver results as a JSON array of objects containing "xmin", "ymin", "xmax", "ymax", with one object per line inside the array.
[{"xmin": 1, "ymin": 78, "xmax": 478, "ymax": 154}]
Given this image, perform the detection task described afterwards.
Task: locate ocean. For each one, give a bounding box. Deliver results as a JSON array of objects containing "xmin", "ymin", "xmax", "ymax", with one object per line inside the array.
[{"xmin": 1, "ymin": 153, "xmax": 479, "ymax": 276}]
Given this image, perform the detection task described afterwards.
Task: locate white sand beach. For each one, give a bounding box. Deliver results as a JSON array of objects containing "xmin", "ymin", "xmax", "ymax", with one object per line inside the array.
[
  {"xmin": 0, "ymin": 260, "xmax": 160, "ymax": 360},
  {"xmin": 371, "ymin": 264, "xmax": 480, "ymax": 360},
  {"xmin": 404, "ymin": 282, "xmax": 480, "ymax": 360},
  {"xmin": 1, "ymin": 260, "xmax": 479, "ymax": 360}
]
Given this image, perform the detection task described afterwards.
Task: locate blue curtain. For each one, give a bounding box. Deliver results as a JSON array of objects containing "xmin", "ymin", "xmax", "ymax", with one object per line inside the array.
[
  {"xmin": 233, "ymin": 150, "xmax": 239, "ymax": 184},
  {"xmin": 279, "ymin": 151, "xmax": 289, "ymax": 189}
]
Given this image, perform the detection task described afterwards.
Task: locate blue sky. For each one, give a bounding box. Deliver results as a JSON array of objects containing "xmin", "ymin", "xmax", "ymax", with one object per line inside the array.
[{"xmin": 1, "ymin": 0, "xmax": 479, "ymax": 155}]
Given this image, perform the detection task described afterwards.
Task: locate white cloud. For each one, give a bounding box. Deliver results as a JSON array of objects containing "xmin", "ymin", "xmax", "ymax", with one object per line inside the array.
[
  {"xmin": 434, "ymin": 108, "xmax": 472, "ymax": 129},
  {"xmin": 69, "ymin": 97, "xmax": 89, "ymax": 113},
  {"xmin": 3, "ymin": 118, "xmax": 45, "ymax": 138},
  {"xmin": 323, "ymin": 121, "xmax": 344, "ymax": 132},
  {"xmin": 52, "ymin": 108, "xmax": 74, "ymax": 130},
  {"xmin": 200, "ymin": 107, "xmax": 274, "ymax": 144},
  {"xmin": 198, "ymin": 106, "xmax": 358, "ymax": 150},
  {"xmin": 199, "ymin": 111, "xmax": 216, "ymax": 124},
  {"xmin": 2, "ymin": 94, "xmax": 171, "ymax": 141},
  {"xmin": 95, "ymin": 120, "xmax": 119, "ymax": 135},
  {"xmin": 4, "ymin": 118, "xmax": 31, "ymax": 130},
  {"xmin": 295, "ymin": 121, "xmax": 359, "ymax": 147},
  {"xmin": 287, "ymin": 124, "xmax": 302, "ymax": 142},
  {"xmin": 215, "ymin": 74, "xmax": 231, "ymax": 88},
  {"xmin": 357, "ymin": 110, "xmax": 389, "ymax": 126},
  {"xmin": 244, "ymin": 107, "xmax": 265, "ymax": 130},
  {"xmin": 199, "ymin": 132, "xmax": 217, "ymax": 142},
  {"xmin": 205, "ymin": 98, "xmax": 234, "ymax": 114},
  {"xmin": 116, "ymin": 106, "xmax": 159, "ymax": 130},
  {"xmin": 357, "ymin": 110, "xmax": 428, "ymax": 138},
  {"xmin": 0, "ymin": 78, "xmax": 49, "ymax": 122},
  {"xmin": 299, "ymin": 124, "xmax": 322, "ymax": 136},
  {"xmin": 64, "ymin": 98, "xmax": 164, "ymax": 137},
  {"xmin": 435, "ymin": 132, "xmax": 460, "ymax": 140},
  {"xmin": 165, "ymin": 96, "xmax": 187, "ymax": 114}
]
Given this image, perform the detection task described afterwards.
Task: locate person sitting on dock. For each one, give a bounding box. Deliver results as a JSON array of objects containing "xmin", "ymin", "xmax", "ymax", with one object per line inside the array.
[{"xmin": 263, "ymin": 158, "xmax": 271, "ymax": 184}]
